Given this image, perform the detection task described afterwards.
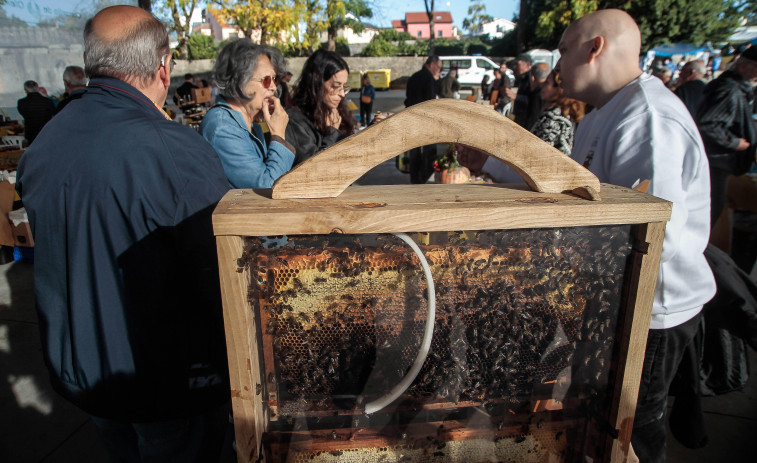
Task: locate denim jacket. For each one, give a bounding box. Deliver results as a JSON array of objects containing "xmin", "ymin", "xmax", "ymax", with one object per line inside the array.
[{"xmin": 200, "ymin": 96, "xmax": 295, "ymax": 188}]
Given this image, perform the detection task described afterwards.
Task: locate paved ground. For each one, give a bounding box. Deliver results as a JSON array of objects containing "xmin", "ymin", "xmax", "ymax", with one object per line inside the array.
[{"xmin": 3, "ymin": 94, "xmax": 757, "ymax": 462}]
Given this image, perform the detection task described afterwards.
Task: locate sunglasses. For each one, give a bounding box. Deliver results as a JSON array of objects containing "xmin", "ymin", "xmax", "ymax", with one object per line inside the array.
[
  {"xmin": 252, "ymin": 74, "xmax": 279, "ymax": 88},
  {"xmin": 160, "ymin": 53, "xmax": 175, "ymax": 72},
  {"xmin": 329, "ymin": 83, "xmax": 351, "ymax": 94}
]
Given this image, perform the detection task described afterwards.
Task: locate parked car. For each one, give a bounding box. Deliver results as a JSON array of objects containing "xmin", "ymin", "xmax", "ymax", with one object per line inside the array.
[{"xmin": 439, "ymin": 56, "xmax": 514, "ymax": 89}]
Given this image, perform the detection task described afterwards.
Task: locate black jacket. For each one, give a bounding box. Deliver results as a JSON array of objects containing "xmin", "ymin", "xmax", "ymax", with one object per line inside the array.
[
  {"xmin": 405, "ymin": 66, "xmax": 438, "ymax": 107},
  {"xmin": 674, "ymin": 78, "xmax": 706, "ymax": 117},
  {"xmin": 17, "ymin": 92, "xmax": 55, "ymax": 143},
  {"xmin": 285, "ymin": 107, "xmax": 347, "ymax": 165},
  {"xmin": 16, "ymin": 77, "xmax": 231, "ymax": 421},
  {"xmin": 695, "ymin": 70, "xmax": 757, "ymax": 174}
]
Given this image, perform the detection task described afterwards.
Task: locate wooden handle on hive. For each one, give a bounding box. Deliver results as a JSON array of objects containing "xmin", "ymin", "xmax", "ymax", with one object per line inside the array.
[{"xmin": 271, "ymin": 99, "xmax": 601, "ymax": 200}]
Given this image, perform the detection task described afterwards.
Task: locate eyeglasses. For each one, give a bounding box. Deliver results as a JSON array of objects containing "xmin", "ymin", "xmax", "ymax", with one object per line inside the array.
[
  {"xmin": 329, "ymin": 83, "xmax": 351, "ymax": 94},
  {"xmin": 160, "ymin": 53, "xmax": 175, "ymax": 72},
  {"xmin": 251, "ymin": 74, "xmax": 278, "ymax": 88}
]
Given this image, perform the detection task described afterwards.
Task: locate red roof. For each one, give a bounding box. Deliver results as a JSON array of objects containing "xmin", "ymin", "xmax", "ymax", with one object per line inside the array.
[
  {"xmin": 404, "ymin": 11, "xmax": 453, "ymax": 24},
  {"xmin": 392, "ymin": 20, "xmax": 404, "ymax": 28}
]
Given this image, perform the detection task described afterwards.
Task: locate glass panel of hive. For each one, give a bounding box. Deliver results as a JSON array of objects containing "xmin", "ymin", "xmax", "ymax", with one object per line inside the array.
[{"xmin": 237, "ymin": 225, "xmax": 633, "ymax": 458}]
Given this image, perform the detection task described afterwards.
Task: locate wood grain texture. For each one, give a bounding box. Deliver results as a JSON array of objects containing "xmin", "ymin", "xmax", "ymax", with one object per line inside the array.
[
  {"xmin": 216, "ymin": 236, "xmax": 265, "ymax": 463},
  {"xmin": 271, "ymin": 99, "xmax": 601, "ymax": 199},
  {"xmin": 214, "ymin": 183, "xmax": 671, "ymax": 237},
  {"xmin": 608, "ymin": 222, "xmax": 667, "ymax": 463}
]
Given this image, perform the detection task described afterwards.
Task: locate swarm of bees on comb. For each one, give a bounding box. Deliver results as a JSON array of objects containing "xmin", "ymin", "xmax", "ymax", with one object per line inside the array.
[{"xmin": 238, "ymin": 225, "xmax": 634, "ymax": 461}]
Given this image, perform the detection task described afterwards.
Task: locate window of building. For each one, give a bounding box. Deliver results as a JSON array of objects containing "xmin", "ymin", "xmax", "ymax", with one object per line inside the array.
[
  {"xmin": 438, "ymin": 30, "xmax": 442, "ymax": 37},
  {"xmin": 417, "ymin": 31, "xmax": 422, "ymax": 38}
]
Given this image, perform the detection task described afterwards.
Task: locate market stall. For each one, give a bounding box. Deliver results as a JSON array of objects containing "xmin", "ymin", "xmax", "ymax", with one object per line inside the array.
[{"xmin": 212, "ymin": 99, "xmax": 671, "ymax": 462}]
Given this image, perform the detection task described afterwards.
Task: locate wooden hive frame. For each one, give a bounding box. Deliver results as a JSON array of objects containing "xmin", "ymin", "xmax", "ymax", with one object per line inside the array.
[{"xmin": 212, "ymin": 99, "xmax": 670, "ymax": 462}]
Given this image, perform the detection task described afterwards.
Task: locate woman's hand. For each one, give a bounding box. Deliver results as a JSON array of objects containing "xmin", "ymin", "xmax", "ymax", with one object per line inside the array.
[
  {"xmin": 327, "ymin": 108, "xmax": 342, "ymax": 130},
  {"xmin": 262, "ymin": 97, "xmax": 288, "ymax": 139}
]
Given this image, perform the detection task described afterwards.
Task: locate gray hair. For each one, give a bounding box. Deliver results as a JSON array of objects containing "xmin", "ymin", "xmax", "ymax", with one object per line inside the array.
[
  {"xmin": 213, "ymin": 39, "xmax": 286, "ymax": 102},
  {"xmin": 63, "ymin": 66, "xmax": 88, "ymax": 87},
  {"xmin": 23, "ymin": 80, "xmax": 39, "ymax": 93},
  {"xmin": 83, "ymin": 12, "xmax": 169, "ymax": 87},
  {"xmin": 532, "ymin": 62, "xmax": 551, "ymax": 81},
  {"xmin": 685, "ymin": 60, "xmax": 706, "ymax": 76}
]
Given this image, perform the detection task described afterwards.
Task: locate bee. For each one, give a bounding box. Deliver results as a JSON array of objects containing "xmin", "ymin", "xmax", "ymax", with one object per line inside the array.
[{"xmin": 274, "ymin": 256, "xmax": 289, "ymax": 267}]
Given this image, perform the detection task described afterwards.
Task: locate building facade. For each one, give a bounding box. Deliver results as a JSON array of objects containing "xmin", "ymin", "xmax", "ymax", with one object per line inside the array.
[{"xmin": 392, "ymin": 12, "xmax": 454, "ymax": 39}]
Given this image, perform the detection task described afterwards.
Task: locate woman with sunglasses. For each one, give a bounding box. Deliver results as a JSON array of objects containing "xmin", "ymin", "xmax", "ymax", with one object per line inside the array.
[
  {"xmin": 200, "ymin": 39, "xmax": 295, "ymax": 188},
  {"xmin": 286, "ymin": 50, "xmax": 356, "ymax": 165}
]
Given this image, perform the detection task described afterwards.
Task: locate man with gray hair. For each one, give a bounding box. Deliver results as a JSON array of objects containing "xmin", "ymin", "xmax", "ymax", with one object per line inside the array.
[
  {"xmin": 16, "ymin": 5, "xmax": 232, "ymax": 461},
  {"xmin": 56, "ymin": 65, "xmax": 88, "ymax": 114},
  {"xmin": 16, "ymin": 79, "xmax": 55, "ymax": 144},
  {"xmin": 674, "ymin": 60, "xmax": 707, "ymax": 116},
  {"xmin": 524, "ymin": 62, "xmax": 551, "ymax": 131}
]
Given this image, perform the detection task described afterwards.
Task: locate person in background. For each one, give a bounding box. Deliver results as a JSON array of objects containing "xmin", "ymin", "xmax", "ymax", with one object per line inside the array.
[
  {"xmin": 56, "ymin": 65, "xmax": 88, "ymax": 114},
  {"xmin": 17, "ymin": 80, "xmax": 55, "ymax": 144},
  {"xmin": 695, "ymin": 47, "xmax": 757, "ymax": 227},
  {"xmin": 557, "ymin": 10, "xmax": 715, "ymax": 462},
  {"xmin": 504, "ymin": 54, "xmax": 535, "ymax": 127},
  {"xmin": 524, "ymin": 62, "xmax": 550, "ymax": 131},
  {"xmin": 439, "ymin": 66, "xmax": 460, "ymax": 98},
  {"xmin": 359, "ymin": 73, "xmax": 375, "ymax": 127},
  {"xmin": 16, "ymin": 6, "xmax": 233, "ymax": 462},
  {"xmin": 277, "ymin": 71, "xmax": 293, "ymax": 107},
  {"xmin": 673, "ymin": 60, "xmax": 707, "ymax": 116},
  {"xmin": 404, "ymin": 55, "xmax": 441, "ymax": 183},
  {"xmin": 286, "ymin": 50, "xmax": 355, "ymax": 165},
  {"xmin": 652, "ymin": 66, "xmax": 673, "ymax": 87},
  {"xmin": 200, "ymin": 39, "xmax": 294, "ymax": 189},
  {"xmin": 174, "ymin": 72, "xmax": 197, "ymax": 104},
  {"xmin": 480, "ymin": 74, "xmax": 491, "ymax": 101},
  {"xmin": 530, "ymin": 69, "xmax": 585, "ymax": 155}
]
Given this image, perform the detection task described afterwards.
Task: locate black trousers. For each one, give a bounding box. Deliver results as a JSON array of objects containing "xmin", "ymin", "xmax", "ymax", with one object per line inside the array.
[
  {"xmin": 631, "ymin": 312, "xmax": 702, "ymax": 463},
  {"xmin": 409, "ymin": 144, "xmax": 436, "ymax": 184},
  {"xmin": 360, "ymin": 101, "xmax": 373, "ymax": 126}
]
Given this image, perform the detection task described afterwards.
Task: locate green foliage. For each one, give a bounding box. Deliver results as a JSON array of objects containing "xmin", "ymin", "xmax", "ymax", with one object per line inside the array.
[
  {"xmin": 376, "ymin": 29, "xmax": 413, "ymax": 41},
  {"xmin": 186, "ymin": 34, "xmax": 217, "ymax": 60},
  {"xmin": 321, "ymin": 37, "xmax": 351, "ymax": 56},
  {"xmin": 490, "ymin": 30, "xmax": 518, "ymax": 57},
  {"xmin": 536, "ymin": 0, "xmax": 597, "ymax": 47},
  {"xmin": 599, "ymin": 0, "xmax": 741, "ymax": 49},
  {"xmin": 361, "ymin": 38, "xmax": 397, "ymax": 56},
  {"xmin": 463, "ymin": 0, "xmax": 493, "ymax": 34},
  {"xmin": 433, "ymin": 38, "xmax": 465, "ymax": 55}
]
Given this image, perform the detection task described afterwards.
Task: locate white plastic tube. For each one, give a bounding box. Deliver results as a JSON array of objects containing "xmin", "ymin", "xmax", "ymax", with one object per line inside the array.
[{"xmin": 363, "ymin": 232, "xmax": 436, "ymax": 415}]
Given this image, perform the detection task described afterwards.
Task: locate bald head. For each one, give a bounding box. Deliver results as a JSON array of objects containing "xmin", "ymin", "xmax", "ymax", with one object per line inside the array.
[
  {"xmin": 84, "ymin": 5, "xmax": 169, "ymax": 88},
  {"xmin": 557, "ymin": 9, "xmax": 643, "ymax": 108}
]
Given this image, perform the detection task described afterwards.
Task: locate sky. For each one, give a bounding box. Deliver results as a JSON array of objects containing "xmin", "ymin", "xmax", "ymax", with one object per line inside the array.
[{"xmin": 3, "ymin": 0, "xmax": 519, "ymax": 32}]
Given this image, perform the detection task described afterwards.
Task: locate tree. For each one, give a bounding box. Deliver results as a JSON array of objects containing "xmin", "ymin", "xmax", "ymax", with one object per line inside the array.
[
  {"xmin": 139, "ymin": 0, "xmax": 153, "ymax": 12},
  {"xmin": 600, "ymin": 0, "xmax": 740, "ymax": 49},
  {"xmin": 212, "ymin": 0, "xmax": 297, "ymax": 45},
  {"xmin": 159, "ymin": 0, "xmax": 199, "ymax": 59},
  {"xmin": 423, "ymin": 0, "xmax": 436, "ymax": 55},
  {"xmin": 462, "ymin": 0, "xmax": 493, "ymax": 35},
  {"xmin": 187, "ymin": 33, "xmax": 217, "ymax": 59},
  {"xmin": 325, "ymin": 0, "xmax": 373, "ymax": 52},
  {"xmin": 536, "ymin": 0, "xmax": 597, "ymax": 48}
]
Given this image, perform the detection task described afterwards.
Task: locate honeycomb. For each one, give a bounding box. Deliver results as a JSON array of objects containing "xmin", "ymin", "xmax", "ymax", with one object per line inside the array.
[{"xmin": 238, "ymin": 226, "xmax": 633, "ymax": 462}]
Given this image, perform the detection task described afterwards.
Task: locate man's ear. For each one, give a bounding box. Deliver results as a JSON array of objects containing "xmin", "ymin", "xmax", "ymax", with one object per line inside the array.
[{"xmin": 588, "ymin": 36, "xmax": 605, "ymax": 62}]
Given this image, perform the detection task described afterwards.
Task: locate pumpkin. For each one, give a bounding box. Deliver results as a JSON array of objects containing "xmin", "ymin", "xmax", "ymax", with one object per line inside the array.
[{"xmin": 435, "ymin": 166, "xmax": 471, "ymax": 184}]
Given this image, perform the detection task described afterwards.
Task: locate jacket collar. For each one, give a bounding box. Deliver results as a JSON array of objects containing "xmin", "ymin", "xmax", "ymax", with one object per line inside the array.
[
  {"xmin": 87, "ymin": 77, "xmax": 168, "ymax": 118},
  {"xmin": 214, "ymin": 95, "xmax": 251, "ymax": 131}
]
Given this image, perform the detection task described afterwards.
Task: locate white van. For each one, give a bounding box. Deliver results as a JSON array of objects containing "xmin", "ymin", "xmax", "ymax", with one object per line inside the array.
[{"xmin": 439, "ymin": 56, "xmax": 514, "ymax": 89}]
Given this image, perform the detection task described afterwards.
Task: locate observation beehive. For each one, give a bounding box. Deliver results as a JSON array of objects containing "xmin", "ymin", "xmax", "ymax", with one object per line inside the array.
[{"xmin": 213, "ymin": 100, "xmax": 671, "ymax": 463}]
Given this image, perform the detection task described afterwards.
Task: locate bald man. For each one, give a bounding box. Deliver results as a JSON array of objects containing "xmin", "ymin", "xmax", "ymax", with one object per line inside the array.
[
  {"xmin": 17, "ymin": 6, "xmax": 232, "ymax": 461},
  {"xmin": 557, "ymin": 10, "xmax": 715, "ymax": 463}
]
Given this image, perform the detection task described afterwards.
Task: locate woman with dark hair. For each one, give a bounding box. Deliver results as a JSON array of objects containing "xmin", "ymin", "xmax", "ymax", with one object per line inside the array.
[
  {"xmin": 530, "ymin": 70, "xmax": 586, "ymax": 155},
  {"xmin": 286, "ymin": 49, "xmax": 356, "ymax": 165},
  {"xmin": 199, "ymin": 39, "xmax": 295, "ymax": 188}
]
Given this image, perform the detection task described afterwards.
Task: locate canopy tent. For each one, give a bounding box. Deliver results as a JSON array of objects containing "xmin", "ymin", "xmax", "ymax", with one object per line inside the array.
[{"xmin": 649, "ymin": 43, "xmax": 711, "ymax": 57}]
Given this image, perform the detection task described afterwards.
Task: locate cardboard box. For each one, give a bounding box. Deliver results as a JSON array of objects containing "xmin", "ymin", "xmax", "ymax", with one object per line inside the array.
[
  {"xmin": 12, "ymin": 221, "xmax": 33, "ymax": 247},
  {"xmin": 191, "ymin": 87, "xmax": 211, "ymax": 104},
  {"xmin": 0, "ymin": 180, "xmax": 15, "ymax": 247}
]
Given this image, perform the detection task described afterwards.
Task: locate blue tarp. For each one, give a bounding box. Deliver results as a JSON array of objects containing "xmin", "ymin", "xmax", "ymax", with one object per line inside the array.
[{"xmin": 650, "ymin": 43, "xmax": 709, "ymax": 57}]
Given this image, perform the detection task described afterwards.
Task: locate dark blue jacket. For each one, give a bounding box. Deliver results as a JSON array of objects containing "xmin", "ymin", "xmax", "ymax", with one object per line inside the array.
[{"xmin": 16, "ymin": 77, "xmax": 231, "ymax": 421}]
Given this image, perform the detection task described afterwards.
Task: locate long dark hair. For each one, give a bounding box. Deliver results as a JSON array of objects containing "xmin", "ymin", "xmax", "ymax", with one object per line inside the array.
[
  {"xmin": 546, "ymin": 70, "xmax": 586, "ymax": 123},
  {"xmin": 290, "ymin": 50, "xmax": 355, "ymax": 136}
]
